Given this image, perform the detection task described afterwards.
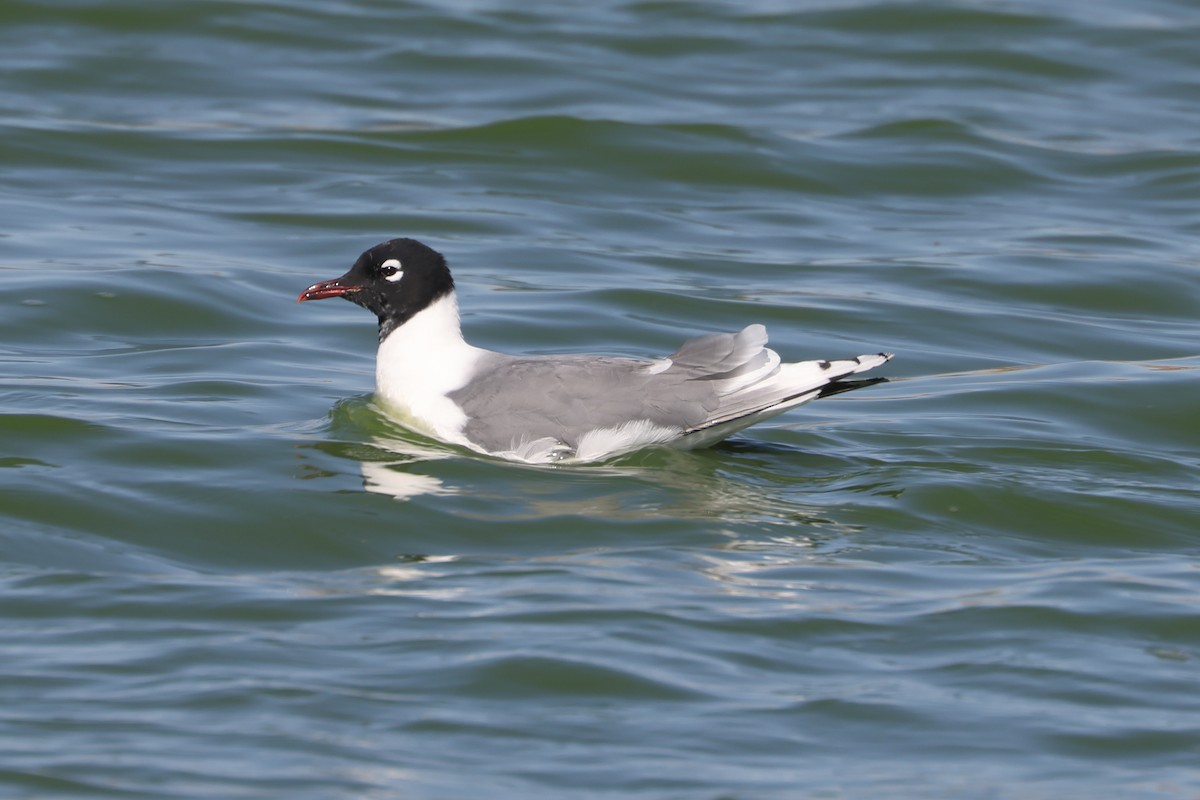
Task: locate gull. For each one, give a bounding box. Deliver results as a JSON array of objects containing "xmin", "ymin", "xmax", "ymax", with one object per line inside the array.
[{"xmin": 299, "ymin": 238, "xmax": 891, "ymax": 463}]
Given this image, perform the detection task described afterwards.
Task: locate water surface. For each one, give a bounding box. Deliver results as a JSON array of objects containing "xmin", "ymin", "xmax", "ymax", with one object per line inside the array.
[{"xmin": 2, "ymin": 1, "xmax": 1199, "ymax": 797}]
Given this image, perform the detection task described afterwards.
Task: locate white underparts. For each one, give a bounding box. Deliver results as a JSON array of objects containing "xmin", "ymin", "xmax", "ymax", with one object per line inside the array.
[
  {"xmin": 374, "ymin": 292, "xmax": 481, "ymax": 444},
  {"xmin": 573, "ymin": 419, "xmax": 681, "ymax": 462},
  {"xmin": 492, "ymin": 420, "xmax": 683, "ymax": 465}
]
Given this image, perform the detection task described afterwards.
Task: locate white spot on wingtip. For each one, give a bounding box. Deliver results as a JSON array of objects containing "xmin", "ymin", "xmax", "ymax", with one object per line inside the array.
[{"xmin": 645, "ymin": 358, "xmax": 672, "ymax": 375}]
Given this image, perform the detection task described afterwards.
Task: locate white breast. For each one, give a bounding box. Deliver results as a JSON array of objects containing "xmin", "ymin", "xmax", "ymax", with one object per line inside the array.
[{"xmin": 374, "ymin": 292, "xmax": 484, "ymax": 444}]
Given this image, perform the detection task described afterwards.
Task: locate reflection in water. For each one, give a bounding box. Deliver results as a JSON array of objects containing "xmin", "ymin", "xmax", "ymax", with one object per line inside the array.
[
  {"xmin": 298, "ymin": 396, "xmax": 908, "ymax": 610},
  {"xmin": 358, "ymin": 443, "xmax": 456, "ymax": 501},
  {"xmin": 294, "ymin": 555, "xmax": 465, "ymax": 600},
  {"xmin": 353, "ymin": 419, "xmax": 864, "ymax": 529},
  {"xmin": 305, "ymin": 397, "xmax": 889, "ymax": 587},
  {"xmin": 315, "ymin": 395, "xmax": 460, "ymax": 500}
]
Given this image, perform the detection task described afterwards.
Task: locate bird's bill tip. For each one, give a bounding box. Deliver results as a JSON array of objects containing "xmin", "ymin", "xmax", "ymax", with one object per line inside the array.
[{"xmin": 297, "ymin": 278, "xmax": 360, "ymax": 303}]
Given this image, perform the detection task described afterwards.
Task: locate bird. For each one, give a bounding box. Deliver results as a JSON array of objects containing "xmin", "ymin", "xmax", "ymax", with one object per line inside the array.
[{"xmin": 298, "ymin": 238, "xmax": 892, "ymax": 464}]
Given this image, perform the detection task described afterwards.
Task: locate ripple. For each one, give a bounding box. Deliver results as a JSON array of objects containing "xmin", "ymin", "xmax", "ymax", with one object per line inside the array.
[{"xmin": 4, "ymin": 0, "xmax": 1200, "ymax": 796}]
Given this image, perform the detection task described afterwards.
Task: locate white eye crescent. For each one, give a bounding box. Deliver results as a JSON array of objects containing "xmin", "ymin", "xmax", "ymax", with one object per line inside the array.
[{"xmin": 380, "ymin": 258, "xmax": 404, "ymax": 282}]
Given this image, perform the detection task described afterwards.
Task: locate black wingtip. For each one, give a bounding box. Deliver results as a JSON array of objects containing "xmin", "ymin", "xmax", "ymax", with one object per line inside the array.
[{"xmin": 816, "ymin": 376, "xmax": 889, "ymax": 399}]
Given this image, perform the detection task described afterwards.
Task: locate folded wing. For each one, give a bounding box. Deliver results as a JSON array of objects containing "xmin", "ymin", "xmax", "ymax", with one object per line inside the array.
[{"xmin": 450, "ymin": 325, "xmax": 891, "ymax": 462}]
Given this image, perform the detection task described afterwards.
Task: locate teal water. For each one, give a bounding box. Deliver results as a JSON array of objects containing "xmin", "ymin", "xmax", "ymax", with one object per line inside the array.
[{"xmin": 3, "ymin": 1, "xmax": 1199, "ymax": 797}]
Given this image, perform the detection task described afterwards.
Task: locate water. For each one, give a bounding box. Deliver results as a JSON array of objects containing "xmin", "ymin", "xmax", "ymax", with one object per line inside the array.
[{"xmin": 3, "ymin": 1, "xmax": 1199, "ymax": 797}]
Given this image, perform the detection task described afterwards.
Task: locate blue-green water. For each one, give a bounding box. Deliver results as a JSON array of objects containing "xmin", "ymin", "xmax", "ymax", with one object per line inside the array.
[{"xmin": 3, "ymin": 1, "xmax": 1199, "ymax": 797}]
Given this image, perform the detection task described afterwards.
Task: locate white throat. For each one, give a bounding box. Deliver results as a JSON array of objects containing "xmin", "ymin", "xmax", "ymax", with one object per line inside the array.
[{"xmin": 374, "ymin": 291, "xmax": 484, "ymax": 443}]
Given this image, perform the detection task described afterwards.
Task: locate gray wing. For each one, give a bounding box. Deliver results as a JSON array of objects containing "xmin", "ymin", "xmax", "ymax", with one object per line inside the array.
[
  {"xmin": 449, "ymin": 351, "xmax": 718, "ymax": 454},
  {"xmin": 450, "ymin": 325, "xmax": 890, "ymax": 457},
  {"xmin": 665, "ymin": 323, "xmax": 773, "ymax": 380}
]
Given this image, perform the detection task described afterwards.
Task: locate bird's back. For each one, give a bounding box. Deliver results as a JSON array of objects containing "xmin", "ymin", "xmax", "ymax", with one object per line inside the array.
[{"xmin": 449, "ymin": 325, "xmax": 891, "ymax": 462}]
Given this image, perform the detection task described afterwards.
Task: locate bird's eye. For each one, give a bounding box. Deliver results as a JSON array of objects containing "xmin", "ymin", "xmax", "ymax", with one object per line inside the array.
[{"xmin": 379, "ymin": 258, "xmax": 404, "ymax": 283}]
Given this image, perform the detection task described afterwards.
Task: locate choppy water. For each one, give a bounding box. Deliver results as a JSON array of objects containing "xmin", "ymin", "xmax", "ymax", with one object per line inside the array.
[{"xmin": 3, "ymin": 1, "xmax": 1199, "ymax": 797}]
